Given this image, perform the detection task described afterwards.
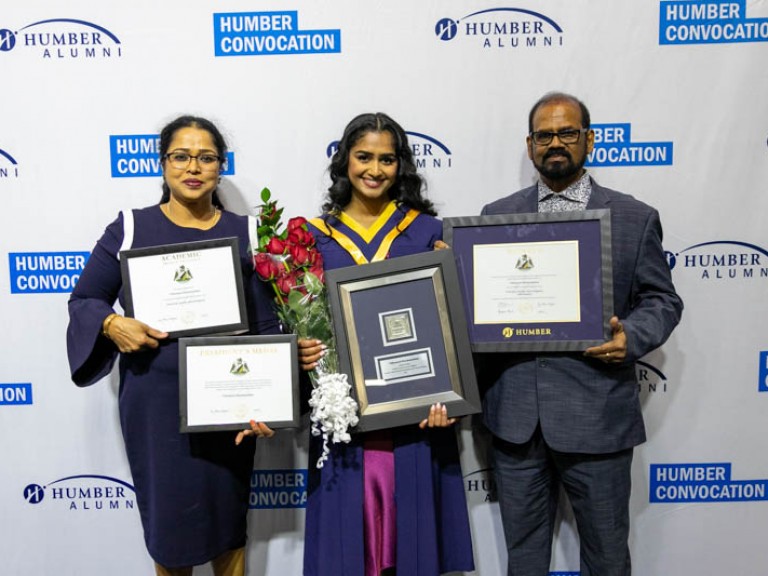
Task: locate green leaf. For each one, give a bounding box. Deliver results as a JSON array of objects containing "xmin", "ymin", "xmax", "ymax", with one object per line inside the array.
[
  {"xmin": 260, "ymin": 187, "xmax": 271, "ymax": 203},
  {"xmin": 287, "ymin": 289, "xmax": 306, "ymax": 312},
  {"xmin": 304, "ymin": 272, "xmax": 324, "ymax": 295}
]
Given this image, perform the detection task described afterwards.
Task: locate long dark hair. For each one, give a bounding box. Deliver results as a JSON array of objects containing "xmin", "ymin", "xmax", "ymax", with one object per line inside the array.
[
  {"xmin": 158, "ymin": 115, "xmax": 227, "ymax": 208},
  {"xmin": 323, "ymin": 112, "xmax": 436, "ymax": 216}
]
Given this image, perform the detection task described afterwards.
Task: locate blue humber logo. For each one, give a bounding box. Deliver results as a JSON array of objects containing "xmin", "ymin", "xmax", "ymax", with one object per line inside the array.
[{"xmin": 435, "ymin": 7, "xmax": 564, "ymax": 46}]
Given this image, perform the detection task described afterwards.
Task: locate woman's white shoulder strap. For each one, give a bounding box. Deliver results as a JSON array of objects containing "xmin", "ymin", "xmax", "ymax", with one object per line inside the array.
[
  {"xmin": 248, "ymin": 214, "xmax": 258, "ymax": 256},
  {"xmin": 117, "ymin": 209, "xmax": 134, "ymax": 260}
]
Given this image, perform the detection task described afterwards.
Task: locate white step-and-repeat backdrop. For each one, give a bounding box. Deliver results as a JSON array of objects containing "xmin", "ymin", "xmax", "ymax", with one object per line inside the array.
[{"xmin": 2, "ymin": 1, "xmax": 767, "ymax": 574}]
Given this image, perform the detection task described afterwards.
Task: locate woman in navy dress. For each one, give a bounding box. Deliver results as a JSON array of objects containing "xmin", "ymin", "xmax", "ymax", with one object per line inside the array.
[
  {"xmin": 299, "ymin": 113, "xmax": 475, "ymax": 576},
  {"xmin": 66, "ymin": 116, "xmax": 279, "ymax": 576}
]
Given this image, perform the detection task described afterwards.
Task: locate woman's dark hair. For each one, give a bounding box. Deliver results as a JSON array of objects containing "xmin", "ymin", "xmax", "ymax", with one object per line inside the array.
[
  {"xmin": 323, "ymin": 112, "xmax": 436, "ymax": 216},
  {"xmin": 158, "ymin": 115, "xmax": 227, "ymax": 208}
]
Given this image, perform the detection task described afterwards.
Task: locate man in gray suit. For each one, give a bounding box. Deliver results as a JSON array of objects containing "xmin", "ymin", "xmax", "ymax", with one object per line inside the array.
[{"xmin": 480, "ymin": 92, "xmax": 683, "ymax": 576}]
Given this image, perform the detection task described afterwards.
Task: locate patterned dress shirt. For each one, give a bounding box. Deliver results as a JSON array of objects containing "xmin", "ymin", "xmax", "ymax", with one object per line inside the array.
[{"xmin": 537, "ymin": 171, "xmax": 592, "ymax": 213}]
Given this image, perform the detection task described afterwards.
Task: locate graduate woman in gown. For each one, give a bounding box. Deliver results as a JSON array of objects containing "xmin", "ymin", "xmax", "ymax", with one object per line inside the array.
[
  {"xmin": 299, "ymin": 113, "xmax": 475, "ymax": 576},
  {"xmin": 66, "ymin": 115, "xmax": 278, "ymax": 576}
]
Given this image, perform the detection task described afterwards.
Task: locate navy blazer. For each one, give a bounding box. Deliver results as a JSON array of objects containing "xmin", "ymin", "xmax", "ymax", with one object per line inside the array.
[{"xmin": 478, "ymin": 178, "xmax": 683, "ymax": 453}]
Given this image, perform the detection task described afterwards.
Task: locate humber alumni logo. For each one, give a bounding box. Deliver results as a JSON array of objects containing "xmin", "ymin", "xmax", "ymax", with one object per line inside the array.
[
  {"xmin": 327, "ymin": 131, "xmax": 453, "ymax": 171},
  {"xmin": 666, "ymin": 240, "xmax": 768, "ymax": 281},
  {"xmin": 636, "ymin": 360, "xmax": 669, "ymax": 395},
  {"xmin": 0, "ymin": 148, "xmax": 19, "ymax": 178},
  {"xmin": 0, "ymin": 18, "xmax": 122, "ymax": 59},
  {"xmin": 464, "ymin": 467, "xmax": 496, "ymax": 503},
  {"xmin": 435, "ymin": 7, "xmax": 564, "ymax": 49},
  {"xmin": 23, "ymin": 474, "xmax": 136, "ymax": 511}
]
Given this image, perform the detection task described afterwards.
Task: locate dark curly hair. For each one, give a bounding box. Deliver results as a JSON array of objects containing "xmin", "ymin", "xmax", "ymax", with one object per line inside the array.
[
  {"xmin": 158, "ymin": 115, "xmax": 227, "ymax": 209},
  {"xmin": 323, "ymin": 112, "xmax": 436, "ymax": 217}
]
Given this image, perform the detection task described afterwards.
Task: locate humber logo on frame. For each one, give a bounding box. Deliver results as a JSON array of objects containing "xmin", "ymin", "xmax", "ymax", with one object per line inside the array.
[
  {"xmin": 213, "ymin": 11, "xmax": 341, "ymax": 56},
  {"xmin": 434, "ymin": 7, "xmax": 564, "ymax": 49},
  {"xmin": 0, "ymin": 148, "xmax": 20, "ymax": 178},
  {"xmin": 0, "ymin": 383, "xmax": 33, "ymax": 406},
  {"xmin": 650, "ymin": 463, "xmax": 768, "ymax": 503},
  {"xmin": 0, "ymin": 18, "xmax": 122, "ymax": 59},
  {"xmin": 659, "ymin": 0, "xmax": 768, "ymax": 45},
  {"xmin": 759, "ymin": 351, "xmax": 768, "ymax": 393},
  {"xmin": 666, "ymin": 241, "xmax": 768, "ymax": 281},
  {"xmin": 23, "ymin": 474, "xmax": 136, "ymax": 511},
  {"xmin": 586, "ymin": 124, "xmax": 673, "ymax": 167},
  {"xmin": 250, "ymin": 469, "xmax": 308, "ymax": 509},
  {"xmin": 327, "ymin": 131, "xmax": 453, "ymax": 171},
  {"xmin": 110, "ymin": 134, "xmax": 235, "ymax": 178}
]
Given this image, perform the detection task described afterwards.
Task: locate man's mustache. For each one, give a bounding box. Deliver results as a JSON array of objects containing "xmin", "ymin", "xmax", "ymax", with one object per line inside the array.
[{"xmin": 544, "ymin": 148, "xmax": 571, "ymax": 161}]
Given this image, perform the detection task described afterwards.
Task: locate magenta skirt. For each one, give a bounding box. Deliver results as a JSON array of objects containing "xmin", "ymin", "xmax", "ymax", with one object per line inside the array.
[{"xmin": 363, "ymin": 431, "xmax": 396, "ymax": 576}]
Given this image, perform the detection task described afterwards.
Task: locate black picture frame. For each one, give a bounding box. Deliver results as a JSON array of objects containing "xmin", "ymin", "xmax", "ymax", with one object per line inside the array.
[
  {"xmin": 325, "ymin": 250, "xmax": 481, "ymax": 432},
  {"xmin": 120, "ymin": 237, "xmax": 248, "ymax": 338},
  {"xmin": 179, "ymin": 334, "xmax": 299, "ymax": 432},
  {"xmin": 443, "ymin": 209, "xmax": 613, "ymax": 352}
]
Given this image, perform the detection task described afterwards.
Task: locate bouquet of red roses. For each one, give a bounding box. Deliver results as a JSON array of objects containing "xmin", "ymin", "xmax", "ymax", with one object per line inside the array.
[{"xmin": 253, "ymin": 188, "xmax": 358, "ymax": 467}]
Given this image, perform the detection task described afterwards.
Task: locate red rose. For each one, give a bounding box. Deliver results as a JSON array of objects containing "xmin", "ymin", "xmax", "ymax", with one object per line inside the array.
[
  {"xmin": 308, "ymin": 264, "xmax": 325, "ymax": 284},
  {"xmin": 266, "ymin": 237, "xmax": 287, "ymax": 255},
  {"xmin": 308, "ymin": 248, "xmax": 323, "ymax": 267},
  {"xmin": 287, "ymin": 216, "xmax": 308, "ymax": 231},
  {"xmin": 275, "ymin": 271, "xmax": 298, "ymax": 295},
  {"xmin": 289, "ymin": 243, "xmax": 311, "ymax": 266},
  {"xmin": 288, "ymin": 226, "xmax": 315, "ymax": 248},
  {"xmin": 254, "ymin": 253, "xmax": 281, "ymax": 281}
]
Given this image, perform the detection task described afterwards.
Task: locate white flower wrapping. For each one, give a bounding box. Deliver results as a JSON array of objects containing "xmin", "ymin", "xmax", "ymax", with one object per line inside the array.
[{"xmin": 307, "ymin": 370, "xmax": 360, "ymax": 468}]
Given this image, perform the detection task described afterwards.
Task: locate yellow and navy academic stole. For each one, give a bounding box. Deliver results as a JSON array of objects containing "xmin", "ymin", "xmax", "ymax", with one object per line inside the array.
[{"xmin": 310, "ymin": 202, "xmax": 419, "ymax": 264}]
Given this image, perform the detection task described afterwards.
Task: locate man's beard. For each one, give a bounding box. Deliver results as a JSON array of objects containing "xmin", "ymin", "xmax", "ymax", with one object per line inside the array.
[{"xmin": 535, "ymin": 147, "xmax": 585, "ymax": 182}]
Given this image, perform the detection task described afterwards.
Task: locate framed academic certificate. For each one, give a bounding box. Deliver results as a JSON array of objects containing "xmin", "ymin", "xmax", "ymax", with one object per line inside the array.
[
  {"xmin": 120, "ymin": 237, "xmax": 248, "ymax": 338},
  {"xmin": 179, "ymin": 335, "xmax": 299, "ymax": 432},
  {"xmin": 325, "ymin": 250, "xmax": 481, "ymax": 432},
  {"xmin": 443, "ymin": 210, "xmax": 614, "ymax": 352}
]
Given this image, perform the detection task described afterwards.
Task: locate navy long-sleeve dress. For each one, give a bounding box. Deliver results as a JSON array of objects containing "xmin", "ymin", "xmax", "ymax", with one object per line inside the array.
[{"xmin": 66, "ymin": 206, "xmax": 279, "ymax": 568}]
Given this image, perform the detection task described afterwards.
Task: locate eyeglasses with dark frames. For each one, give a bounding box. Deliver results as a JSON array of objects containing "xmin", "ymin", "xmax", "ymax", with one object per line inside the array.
[
  {"xmin": 529, "ymin": 128, "xmax": 588, "ymax": 146},
  {"xmin": 164, "ymin": 151, "xmax": 223, "ymax": 171}
]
